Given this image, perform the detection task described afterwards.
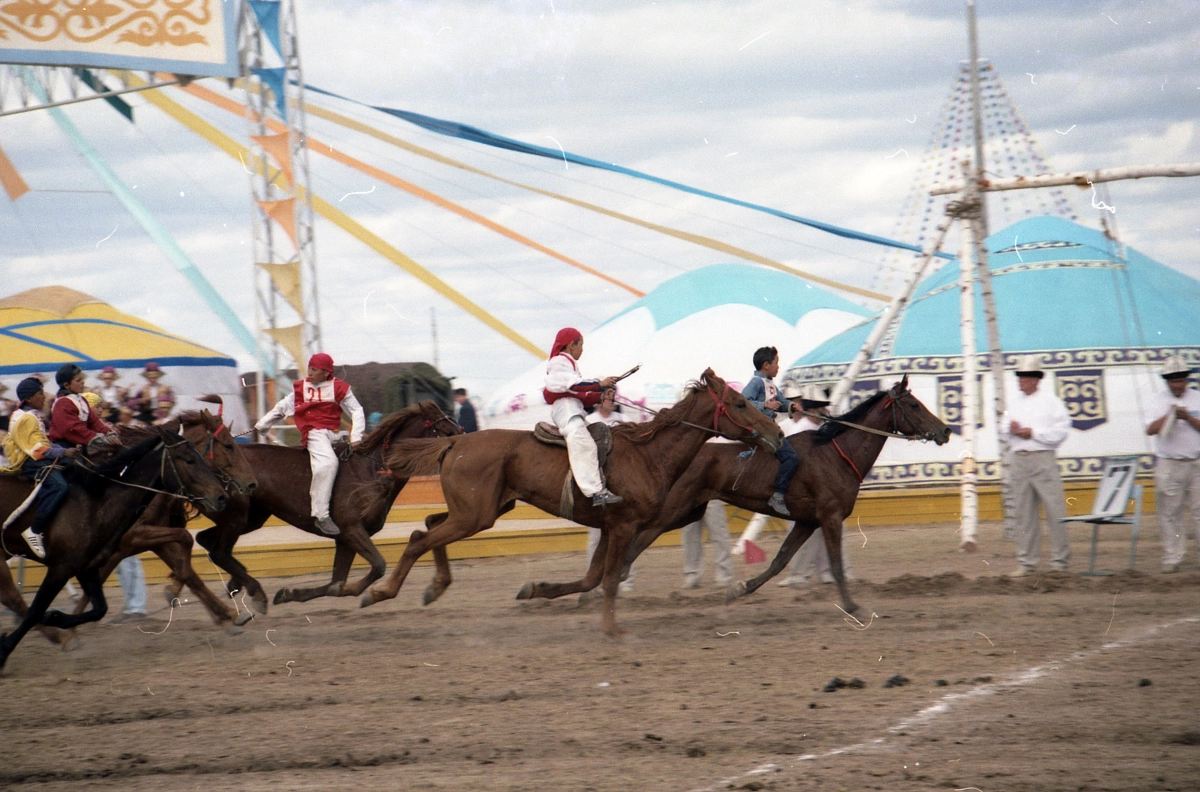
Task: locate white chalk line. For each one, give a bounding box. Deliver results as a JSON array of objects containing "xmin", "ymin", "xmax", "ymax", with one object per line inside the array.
[{"xmin": 687, "ymin": 614, "xmax": 1199, "ymax": 792}]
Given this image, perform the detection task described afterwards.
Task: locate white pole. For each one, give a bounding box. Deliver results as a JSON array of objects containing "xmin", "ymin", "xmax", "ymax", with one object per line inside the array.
[
  {"xmin": 954, "ymin": 163, "xmax": 980, "ymax": 552},
  {"xmin": 828, "ymin": 222, "xmax": 952, "ymax": 411},
  {"xmin": 929, "ymin": 161, "xmax": 1200, "ymax": 196}
]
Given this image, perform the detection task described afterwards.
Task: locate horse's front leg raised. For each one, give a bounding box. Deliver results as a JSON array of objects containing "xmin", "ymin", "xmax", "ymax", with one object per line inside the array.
[
  {"xmin": 362, "ymin": 509, "xmax": 493, "ymax": 607},
  {"xmin": 40, "ymin": 567, "xmax": 108, "ymax": 631},
  {"xmin": 0, "ymin": 555, "xmax": 77, "ymax": 649},
  {"xmin": 0, "ymin": 565, "xmax": 75, "ymax": 671},
  {"xmin": 517, "ymin": 527, "xmax": 607, "ymax": 601},
  {"xmin": 731, "ymin": 521, "xmax": 819, "ymax": 601},
  {"xmin": 196, "ymin": 524, "xmax": 269, "ymax": 615}
]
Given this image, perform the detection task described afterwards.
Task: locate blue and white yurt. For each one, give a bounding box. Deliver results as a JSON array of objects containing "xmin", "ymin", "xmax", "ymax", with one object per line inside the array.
[
  {"xmin": 784, "ymin": 216, "xmax": 1200, "ymax": 486},
  {"xmin": 484, "ymin": 263, "xmax": 871, "ymax": 429}
]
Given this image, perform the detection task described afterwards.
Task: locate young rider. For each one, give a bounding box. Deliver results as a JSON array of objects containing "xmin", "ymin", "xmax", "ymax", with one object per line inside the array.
[
  {"xmin": 741, "ymin": 346, "xmax": 799, "ymax": 515},
  {"xmin": 1, "ymin": 378, "xmax": 80, "ymax": 559},
  {"xmin": 543, "ymin": 328, "xmax": 623, "ymax": 507},
  {"xmin": 254, "ymin": 353, "xmax": 366, "ymax": 536},
  {"xmin": 48, "ymin": 364, "xmax": 121, "ymax": 452}
]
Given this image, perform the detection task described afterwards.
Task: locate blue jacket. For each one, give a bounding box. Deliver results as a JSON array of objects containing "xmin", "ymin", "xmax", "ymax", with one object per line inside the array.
[{"xmin": 741, "ymin": 371, "xmax": 778, "ymax": 418}]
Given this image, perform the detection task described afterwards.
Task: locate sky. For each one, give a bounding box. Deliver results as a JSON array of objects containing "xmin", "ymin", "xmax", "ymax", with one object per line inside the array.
[{"xmin": 2, "ymin": 0, "xmax": 1198, "ymax": 399}]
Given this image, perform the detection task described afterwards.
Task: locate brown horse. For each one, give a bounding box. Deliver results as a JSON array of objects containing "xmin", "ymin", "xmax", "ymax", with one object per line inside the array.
[
  {"xmin": 68, "ymin": 402, "xmax": 259, "ymax": 626},
  {"xmin": 0, "ymin": 428, "xmax": 229, "ymax": 670},
  {"xmin": 191, "ymin": 401, "xmax": 461, "ymax": 613},
  {"xmin": 362, "ymin": 369, "xmax": 783, "ymax": 637},
  {"xmin": 521, "ymin": 376, "xmax": 950, "ymax": 613}
]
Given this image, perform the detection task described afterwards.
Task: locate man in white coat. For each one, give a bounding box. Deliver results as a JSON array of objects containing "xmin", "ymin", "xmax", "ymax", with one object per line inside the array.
[
  {"xmin": 1001, "ymin": 354, "xmax": 1072, "ymax": 575},
  {"xmin": 1145, "ymin": 355, "xmax": 1200, "ymax": 573}
]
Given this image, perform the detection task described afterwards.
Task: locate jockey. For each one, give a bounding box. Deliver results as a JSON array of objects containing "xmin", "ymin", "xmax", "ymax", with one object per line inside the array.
[
  {"xmin": 254, "ymin": 353, "xmax": 365, "ymax": 536},
  {"xmin": 742, "ymin": 346, "xmax": 799, "ymax": 516},
  {"xmin": 543, "ymin": 328, "xmax": 623, "ymax": 507},
  {"xmin": 1, "ymin": 378, "xmax": 80, "ymax": 559},
  {"xmin": 48, "ymin": 364, "xmax": 121, "ymax": 453}
]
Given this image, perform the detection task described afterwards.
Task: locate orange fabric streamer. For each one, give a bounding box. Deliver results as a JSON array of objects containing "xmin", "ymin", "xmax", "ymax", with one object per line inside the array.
[
  {"xmin": 0, "ymin": 144, "xmax": 30, "ymax": 201},
  {"xmin": 257, "ymin": 198, "xmax": 298, "ymax": 248},
  {"xmin": 251, "ymin": 132, "xmax": 293, "ymax": 186}
]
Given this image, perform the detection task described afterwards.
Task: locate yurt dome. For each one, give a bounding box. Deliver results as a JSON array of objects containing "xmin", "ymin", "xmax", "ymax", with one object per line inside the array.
[
  {"xmin": 0, "ymin": 286, "xmax": 251, "ymax": 431},
  {"xmin": 784, "ymin": 216, "xmax": 1200, "ymax": 486},
  {"xmin": 484, "ymin": 263, "xmax": 871, "ymax": 428}
]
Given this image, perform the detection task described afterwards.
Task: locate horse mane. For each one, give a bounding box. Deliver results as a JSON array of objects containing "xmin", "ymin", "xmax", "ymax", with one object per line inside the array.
[
  {"xmin": 812, "ymin": 390, "xmax": 889, "ymax": 445},
  {"xmin": 357, "ymin": 403, "xmax": 427, "ymax": 454},
  {"xmin": 67, "ymin": 431, "xmax": 165, "ymax": 496},
  {"xmin": 610, "ymin": 381, "xmax": 705, "ymax": 445}
]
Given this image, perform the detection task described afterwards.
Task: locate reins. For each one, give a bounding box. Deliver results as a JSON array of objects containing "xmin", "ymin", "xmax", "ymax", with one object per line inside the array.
[
  {"xmin": 76, "ymin": 437, "xmax": 206, "ymax": 502},
  {"xmin": 614, "ymin": 388, "xmax": 759, "ymax": 442},
  {"xmin": 804, "ymin": 390, "xmax": 941, "ymax": 481}
]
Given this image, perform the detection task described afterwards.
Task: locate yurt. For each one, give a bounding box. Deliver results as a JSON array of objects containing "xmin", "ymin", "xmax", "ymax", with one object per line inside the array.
[
  {"xmin": 0, "ymin": 286, "xmax": 251, "ymax": 431},
  {"xmin": 784, "ymin": 216, "xmax": 1200, "ymax": 487},
  {"xmin": 484, "ymin": 263, "xmax": 871, "ymax": 429}
]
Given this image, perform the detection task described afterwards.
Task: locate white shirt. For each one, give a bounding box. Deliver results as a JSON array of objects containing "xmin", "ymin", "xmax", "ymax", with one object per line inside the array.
[
  {"xmin": 587, "ymin": 409, "xmax": 630, "ymax": 427},
  {"xmin": 255, "ymin": 382, "xmax": 366, "ymax": 443},
  {"xmin": 1000, "ymin": 385, "xmax": 1072, "ymax": 452},
  {"xmin": 781, "ymin": 414, "xmax": 823, "ymax": 435},
  {"xmin": 1147, "ymin": 387, "xmax": 1200, "ymax": 460},
  {"xmin": 545, "ymin": 353, "xmax": 589, "ymax": 395}
]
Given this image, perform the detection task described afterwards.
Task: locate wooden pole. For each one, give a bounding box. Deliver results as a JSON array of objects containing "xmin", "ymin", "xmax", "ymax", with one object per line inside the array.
[
  {"xmin": 949, "ymin": 161, "xmax": 981, "ymax": 552},
  {"xmin": 828, "ymin": 221, "xmax": 952, "ymax": 411},
  {"xmin": 929, "ymin": 161, "xmax": 1200, "ymax": 196}
]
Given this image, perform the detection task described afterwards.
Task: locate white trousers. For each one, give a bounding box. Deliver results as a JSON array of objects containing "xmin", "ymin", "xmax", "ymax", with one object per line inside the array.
[
  {"xmin": 116, "ymin": 555, "xmax": 147, "ymax": 615},
  {"xmin": 307, "ymin": 428, "xmax": 340, "ymax": 520},
  {"xmin": 682, "ymin": 501, "xmax": 732, "ymax": 583},
  {"xmin": 1010, "ymin": 450, "xmax": 1069, "ymax": 570},
  {"xmin": 551, "ymin": 400, "xmax": 604, "ymax": 497},
  {"xmin": 1155, "ymin": 456, "xmax": 1200, "ymax": 566}
]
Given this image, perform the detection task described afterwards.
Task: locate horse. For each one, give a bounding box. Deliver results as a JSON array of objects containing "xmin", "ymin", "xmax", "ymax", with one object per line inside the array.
[
  {"xmin": 362, "ymin": 368, "xmax": 784, "ymax": 638},
  {"xmin": 0, "ymin": 427, "xmax": 229, "ymax": 671},
  {"xmin": 519, "ymin": 376, "xmax": 951, "ymax": 615},
  {"xmin": 68, "ymin": 400, "xmax": 259, "ymax": 626},
  {"xmin": 191, "ymin": 401, "xmax": 461, "ymax": 614}
]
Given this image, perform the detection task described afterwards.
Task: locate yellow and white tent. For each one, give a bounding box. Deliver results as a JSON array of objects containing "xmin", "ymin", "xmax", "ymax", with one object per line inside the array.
[{"xmin": 0, "ymin": 286, "xmax": 250, "ymax": 431}]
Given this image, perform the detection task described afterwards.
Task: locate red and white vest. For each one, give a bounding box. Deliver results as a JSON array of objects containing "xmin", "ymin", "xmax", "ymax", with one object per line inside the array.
[{"xmin": 293, "ymin": 377, "xmax": 350, "ymax": 445}]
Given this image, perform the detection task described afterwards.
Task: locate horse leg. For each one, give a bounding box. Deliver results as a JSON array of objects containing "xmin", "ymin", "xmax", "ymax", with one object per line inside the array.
[
  {"xmin": 0, "ymin": 566, "xmax": 75, "ymax": 670},
  {"xmin": 600, "ymin": 522, "xmax": 636, "ymax": 639},
  {"xmin": 274, "ymin": 538, "xmax": 358, "ymax": 604},
  {"xmin": 153, "ymin": 534, "xmax": 249, "ymax": 625},
  {"xmin": 362, "ymin": 509, "xmax": 494, "ymax": 607},
  {"xmin": 821, "ymin": 518, "xmax": 859, "ymax": 614},
  {"xmin": 420, "ymin": 512, "xmax": 455, "ymax": 605},
  {"xmin": 0, "ymin": 555, "xmax": 77, "ymax": 649},
  {"xmin": 730, "ymin": 521, "xmax": 819, "ymax": 601},
  {"xmin": 517, "ymin": 529, "xmax": 609, "ymax": 601},
  {"xmin": 197, "ymin": 520, "xmax": 269, "ymax": 615},
  {"xmin": 43, "ymin": 567, "xmax": 109, "ymax": 630}
]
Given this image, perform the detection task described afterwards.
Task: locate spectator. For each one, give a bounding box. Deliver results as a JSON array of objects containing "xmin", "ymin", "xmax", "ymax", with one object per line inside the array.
[
  {"xmin": 0, "ymin": 380, "xmax": 15, "ymax": 431},
  {"xmin": 93, "ymin": 366, "xmax": 126, "ymax": 424},
  {"xmin": 453, "ymin": 388, "xmax": 478, "ymax": 433},
  {"xmin": 127, "ymin": 362, "xmax": 174, "ymax": 425},
  {"xmin": 681, "ymin": 500, "xmax": 733, "ymax": 588},
  {"xmin": 1145, "ymin": 355, "xmax": 1200, "ymax": 573}
]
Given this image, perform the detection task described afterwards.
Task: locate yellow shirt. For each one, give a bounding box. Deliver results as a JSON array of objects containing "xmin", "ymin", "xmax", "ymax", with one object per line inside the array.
[{"xmin": 1, "ymin": 408, "xmax": 52, "ymax": 473}]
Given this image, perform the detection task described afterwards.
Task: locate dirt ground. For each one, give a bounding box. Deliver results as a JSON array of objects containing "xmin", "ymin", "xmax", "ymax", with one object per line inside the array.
[{"xmin": 2, "ymin": 518, "xmax": 1199, "ymax": 792}]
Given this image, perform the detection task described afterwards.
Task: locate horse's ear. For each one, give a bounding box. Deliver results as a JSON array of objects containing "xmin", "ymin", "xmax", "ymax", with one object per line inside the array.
[
  {"xmin": 702, "ymin": 367, "xmax": 718, "ymax": 386},
  {"xmin": 896, "ymin": 374, "xmax": 910, "ymax": 393}
]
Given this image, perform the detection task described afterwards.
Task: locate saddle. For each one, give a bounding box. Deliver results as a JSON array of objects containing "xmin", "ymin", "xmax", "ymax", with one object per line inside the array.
[{"xmin": 533, "ymin": 422, "xmax": 614, "ymax": 519}]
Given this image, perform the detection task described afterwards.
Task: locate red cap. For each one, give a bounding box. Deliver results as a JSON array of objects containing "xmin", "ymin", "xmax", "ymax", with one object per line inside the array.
[
  {"xmin": 308, "ymin": 352, "xmax": 335, "ymax": 373},
  {"xmin": 550, "ymin": 327, "xmax": 582, "ymax": 359}
]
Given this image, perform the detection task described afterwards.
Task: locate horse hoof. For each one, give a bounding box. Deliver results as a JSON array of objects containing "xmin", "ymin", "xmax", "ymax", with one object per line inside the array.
[
  {"xmin": 843, "ymin": 600, "xmax": 861, "ymax": 615},
  {"xmin": 251, "ymin": 597, "xmax": 269, "ymax": 616},
  {"xmin": 422, "ymin": 586, "xmax": 443, "ymax": 606},
  {"xmin": 62, "ymin": 637, "xmax": 83, "ymax": 653},
  {"xmin": 725, "ymin": 580, "xmax": 748, "ymax": 603},
  {"xmin": 515, "ymin": 582, "xmax": 537, "ymax": 600},
  {"xmin": 234, "ymin": 610, "xmax": 254, "ymax": 627},
  {"xmin": 578, "ymin": 588, "xmax": 603, "ymax": 604},
  {"xmin": 327, "ymin": 582, "xmax": 344, "ymax": 597},
  {"xmin": 273, "ymin": 589, "xmax": 290, "ymax": 605},
  {"xmin": 360, "ymin": 591, "xmax": 378, "ymax": 608},
  {"xmin": 227, "ymin": 625, "xmax": 245, "ymax": 636},
  {"xmin": 162, "ymin": 588, "xmax": 180, "ymax": 606}
]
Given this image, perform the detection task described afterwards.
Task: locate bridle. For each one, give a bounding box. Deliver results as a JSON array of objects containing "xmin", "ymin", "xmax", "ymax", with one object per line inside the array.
[
  {"xmin": 616, "ymin": 381, "xmax": 772, "ymax": 447},
  {"xmin": 804, "ymin": 388, "xmax": 943, "ymax": 482},
  {"xmin": 195, "ymin": 420, "xmax": 244, "ymax": 493},
  {"xmin": 78, "ymin": 434, "xmax": 214, "ymax": 504}
]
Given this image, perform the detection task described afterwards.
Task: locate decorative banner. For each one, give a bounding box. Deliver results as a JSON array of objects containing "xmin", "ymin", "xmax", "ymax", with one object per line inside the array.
[
  {"xmin": 256, "ymin": 197, "xmax": 297, "ymax": 248},
  {"xmin": 0, "ymin": 143, "xmax": 30, "ymax": 201},
  {"xmin": 0, "ymin": 0, "xmax": 240, "ymax": 78},
  {"xmin": 263, "ymin": 323, "xmax": 304, "ymax": 367},
  {"xmin": 1055, "ymin": 369, "xmax": 1107, "ymax": 431},
  {"xmin": 251, "ymin": 66, "xmax": 287, "ymax": 119},
  {"xmin": 250, "ymin": 132, "xmax": 292, "ymax": 186},
  {"xmin": 258, "ymin": 261, "xmax": 303, "ymax": 315},
  {"xmin": 247, "ymin": 0, "xmax": 282, "ymax": 58},
  {"xmin": 937, "ymin": 374, "xmax": 983, "ymax": 435}
]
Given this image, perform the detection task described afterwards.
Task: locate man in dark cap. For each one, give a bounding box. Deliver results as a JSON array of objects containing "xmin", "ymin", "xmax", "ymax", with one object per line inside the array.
[
  {"xmin": 1, "ymin": 378, "xmax": 79, "ymax": 559},
  {"xmin": 49, "ymin": 363, "xmax": 120, "ymax": 452},
  {"xmin": 453, "ymin": 388, "xmax": 478, "ymax": 433}
]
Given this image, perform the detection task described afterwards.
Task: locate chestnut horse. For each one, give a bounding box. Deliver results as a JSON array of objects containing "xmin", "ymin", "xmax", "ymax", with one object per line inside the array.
[
  {"xmin": 520, "ymin": 376, "xmax": 951, "ymax": 614},
  {"xmin": 68, "ymin": 402, "xmax": 259, "ymax": 626},
  {"xmin": 192, "ymin": 401, "xmax": 461, "ymax": 613},
  {"xmin": 0, "ymin": 429, "xmax": 228, "ymax": 670},
  {"xmin": 362, "ymin": 369, "xmax": 783, "ymax": 637}
]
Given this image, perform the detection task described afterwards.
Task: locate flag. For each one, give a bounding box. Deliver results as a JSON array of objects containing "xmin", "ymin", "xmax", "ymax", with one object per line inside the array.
[{"xmin": 742, "ymin": 540, "xmax": 767, "ymax": 564}]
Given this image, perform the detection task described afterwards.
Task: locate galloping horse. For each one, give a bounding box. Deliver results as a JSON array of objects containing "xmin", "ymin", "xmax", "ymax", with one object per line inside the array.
[
  {"xmin": 69, "ymin": 400, "xmax": 258, "ymax": 626},
  {"xmin": 520, "ymin": 376, "xmax": 950, "ymax": 614},
  {"xmin": 193, "ymin": 401, "xmax": 461, "ymax": 613},
  {"xmin": 0, "ymin": 428, "xmax": 229, "ymax": 670},
  {"xmin": 363, "ymin": 369, "xmax": 783, "ymax": 637}
]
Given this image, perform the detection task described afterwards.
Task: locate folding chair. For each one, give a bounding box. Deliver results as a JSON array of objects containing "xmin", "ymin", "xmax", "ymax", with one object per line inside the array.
[{"xmin": 1059, "ymin": 455, "xmax": 1143, "ymax": 576}]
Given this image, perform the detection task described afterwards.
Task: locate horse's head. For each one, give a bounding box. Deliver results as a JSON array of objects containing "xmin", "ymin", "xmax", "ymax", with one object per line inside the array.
[
  {"xmin": 157, "ymin": 426, "xmax": 230, "ymax": 513},
  {"xmin": 883, "ymin": 375, "xmax": 951, "ymax": 445},
  {"xmin": 181, "ymin": 398, "xmax": 258, "ymax": 496},
  {"xmin": 417, "ymin": 400, "xmax": 464, "ymax": 438},
  {"xmin": 702, "ymin": 368, "xmax": 784, "ymax": 452}
]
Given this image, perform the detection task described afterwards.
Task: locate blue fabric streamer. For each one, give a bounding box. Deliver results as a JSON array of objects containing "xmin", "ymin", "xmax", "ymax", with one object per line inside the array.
[
  {"xmin": 248, "ymin": 0, "xmax": 283, "ymax": 59},
  {"xmin": 252, "ymin": 67, "xmax": 287, "ymax": 120},
  {"xmin": 302, "ymin": 83, "xmax": 951, "ymax": 259}
]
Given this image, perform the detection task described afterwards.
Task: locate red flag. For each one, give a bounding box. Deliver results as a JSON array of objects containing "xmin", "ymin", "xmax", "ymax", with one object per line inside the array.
[{"xmin": 742, "ymin": 540, "xmax": 767, "ymax": 564}]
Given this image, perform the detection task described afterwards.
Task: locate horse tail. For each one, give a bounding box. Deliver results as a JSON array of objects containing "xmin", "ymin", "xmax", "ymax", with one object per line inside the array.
[{"xmin": 383, "ymin": 437, "xmax": 458, "ymax": 477}]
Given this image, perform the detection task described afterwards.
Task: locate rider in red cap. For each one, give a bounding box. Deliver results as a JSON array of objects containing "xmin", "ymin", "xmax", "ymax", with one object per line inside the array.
[
  {"xmin": 544, "ymin": 328, "xmax": 623, "ymax": 507},
  {"xmin": 255, "ymin": 352, "xmax": 365, "ymax": 535}
]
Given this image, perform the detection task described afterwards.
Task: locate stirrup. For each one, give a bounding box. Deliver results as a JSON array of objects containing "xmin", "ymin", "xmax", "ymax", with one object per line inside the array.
[{"xmin": 591, "ymin": 489, "xmax": 623, "ymax": 507}]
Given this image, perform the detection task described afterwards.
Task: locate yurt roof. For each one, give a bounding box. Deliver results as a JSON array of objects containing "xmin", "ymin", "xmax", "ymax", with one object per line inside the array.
[
  {"xmin": 0, "ymin": 286, "xmax": 235, "ymax": 376},
  {"xmin": 789, "ymin": 216, "xmax": 1200, "ymax": 375}
]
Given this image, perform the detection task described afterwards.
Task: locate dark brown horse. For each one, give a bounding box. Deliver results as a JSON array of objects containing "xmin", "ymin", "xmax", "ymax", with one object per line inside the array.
[
  {"xmin": 521, "ymin": 376, "xmax": 950, "ymax": 614},
  {"xmin": 192, "ymin": 401, "xmax": 461, "ymax": 613},
  {"xmin": 0, "ymin": 428, "xmax": 229, "ymax": 670},
  {"xmin": 69, "ymin": 401, "xmax": 259, "ymax": 626},
  {"xmin": 363, "ymin": 369, "xmax": 783, "ymax": 637}
]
